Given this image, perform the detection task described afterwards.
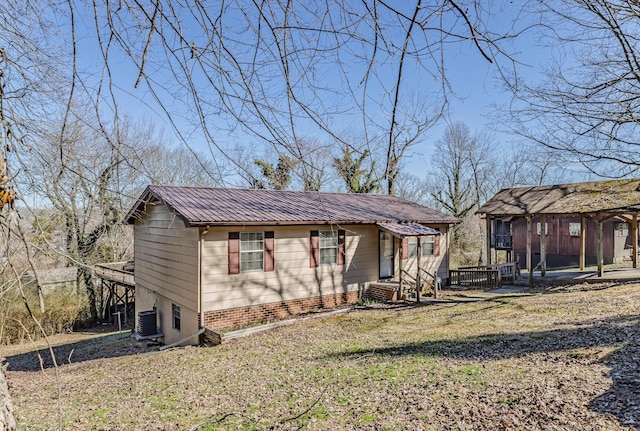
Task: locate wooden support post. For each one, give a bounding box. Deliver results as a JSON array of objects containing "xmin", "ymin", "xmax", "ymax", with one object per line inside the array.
[
  {"xmin": 596, "ymin": 220, "xmax": 603, "ymax": 277},
  {"xmin": 398, "ymin": 238, "xmax": 403, "ymax": 300},
  {"xmin": 485, "ymin": 217, "xmax": 492, "ymax": 266},
  {"xmin": 540, "ymin": 215, "xmax": 546, "ymax": 277},
  {"xmin": 416, "ymin": 238, "xmax": 421, "ymax": 303},
  {"xmin": 633, "ymin": 214, "xmax": 638, "ymax": 269},
  {"xmin": 580, "ymin": 215, "xmax": 586, "ymax": 270},
  {"xmin": 527, "ymin": 216, "xmax": 533, "ymax": 288}
]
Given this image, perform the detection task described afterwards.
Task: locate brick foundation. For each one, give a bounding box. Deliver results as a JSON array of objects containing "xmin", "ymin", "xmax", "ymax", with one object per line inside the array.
[
  {"xmin": 201, "ymin": 291, "xmax": 360, "ymax": 331},
  {"xmin": 367, "ymin": 283, "xmax": 398, "ymax": 301}
]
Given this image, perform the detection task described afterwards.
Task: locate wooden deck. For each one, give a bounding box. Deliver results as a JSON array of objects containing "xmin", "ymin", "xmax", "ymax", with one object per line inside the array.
[
  {"xmin": 94, "ymin": 262, "xmax": 135, "ymax": 287},
  {"xmin": 94, "ymin": 261, "xmax": 135, "ymax": 324}
]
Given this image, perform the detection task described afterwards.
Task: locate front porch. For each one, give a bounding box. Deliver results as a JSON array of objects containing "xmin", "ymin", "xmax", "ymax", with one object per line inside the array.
[{"xmin": 369, "ymin": 266, "xmax": 441, "ymax": 302}]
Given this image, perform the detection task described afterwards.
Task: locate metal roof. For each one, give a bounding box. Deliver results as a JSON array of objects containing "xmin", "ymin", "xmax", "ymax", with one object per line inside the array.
[
  {"xmin": 126, "ymin": 185, "xmax": 460, "ymax": 227},
  {"xmin": 377, "ymin": 222, "xmax": 441, "ymax": 238},
  {"xmin": 477, "ymin": 179, "xmax": 640, "ymax": 217}
]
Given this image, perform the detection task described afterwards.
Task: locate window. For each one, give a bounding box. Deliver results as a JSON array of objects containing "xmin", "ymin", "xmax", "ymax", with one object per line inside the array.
[
  {"xmin": 310, "ymin": 230, "xmax": 345, "ymax": 268},
  {"xmin": 172, "ymin": 304, "xmax": 181, "ymax": 331},
  {"xmin": 569, "ymin": 222, "xmax": 581, "ymax": 237},
  {"xmin": 421, "ymin": 236, "xmax": 435, "ymax": 256},
  {"xmin": 536, "ymin": 222, "xmax": 548, "ymax": 235},
  {"xmin": 407, "ymin": 237, "xmax": 418, "ymax": 258},
  {"xmin": 616, "ymin": 223, "xmax": 629, "ymax": 237},
  {"xmin": 240, "ymin": 232, "xmax": 264, "ymax": 272},
  {"xmin": 319, "ymin": 230, "xmax": 338, "ymax": 264}
]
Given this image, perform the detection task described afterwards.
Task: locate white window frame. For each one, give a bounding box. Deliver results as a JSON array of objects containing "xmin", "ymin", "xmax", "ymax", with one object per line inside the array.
[
  {"xmin": 421, "ymin": 236, "xmax": 435, "ymax": 257},
  {"xmin": 616, "ymin": 222, "xmax": 629, "ymax": 237},
  {"xmin": 240, "ymin": 232, "xmax": 264, "ymax": 272},
  {"xmin": 536, "ymin": 222, "xmax": 548, "ymax": 236},
  {"xmin": 407, "ymin": 237, "xmax": 418, "ymax": 258},
  {"xmin": 569, "ymin": 222, "xmax": 581, "ymax": 237},
  {"xmin": 319, "ymin": 230, "xmax": 338, "ymax": 265}
]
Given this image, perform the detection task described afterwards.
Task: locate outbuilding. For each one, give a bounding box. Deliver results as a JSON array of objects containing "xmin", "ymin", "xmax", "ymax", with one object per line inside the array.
[
  {"xmin": 477, "ymin": 179, "xmax": 640, "ymax": 281},
  {"xmin": 126, "ymin": 186, "xmax": 460, "ymax": 345}
]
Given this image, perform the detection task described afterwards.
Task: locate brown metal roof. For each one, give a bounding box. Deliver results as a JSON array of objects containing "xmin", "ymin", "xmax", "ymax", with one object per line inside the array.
[
  {"xmin": 377, "ymin": 222, "xmax": 441, "ymax": 238},
  {"xmin": 126, "ymin": 185, "xmax": 460, "ymax": 227},
  {"xmin": 477, "ymin": 179, "xmax": 640, "ymax": 217}
]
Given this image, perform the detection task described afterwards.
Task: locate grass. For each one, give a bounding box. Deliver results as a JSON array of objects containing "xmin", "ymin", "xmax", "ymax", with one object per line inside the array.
[{"xmin": 3, "ymin": 281, "xmax": 640, "ymax": 430}]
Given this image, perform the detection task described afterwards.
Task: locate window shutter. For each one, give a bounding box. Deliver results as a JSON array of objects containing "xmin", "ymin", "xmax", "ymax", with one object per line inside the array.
[
  {"xmin": 310, "ymin": 230, "xmax": 319, "ymax": 268},
  {"xmin": 401, "ymin": 237, "xmax": 409, "ymax": 260},
  {"xmin": 264, "ymin": 231, "xmax": 275, "ymax": 272},
  {"xmin": 434, "ymin": 235, "xmax": 441, "ymax": 256},
  {"xmin": 337, "ymin": 230, "xmax": 346, "ymax": 265},
  {"xmin": 228, "ymin": 232, "xmax": 240, "ymax": 274}
]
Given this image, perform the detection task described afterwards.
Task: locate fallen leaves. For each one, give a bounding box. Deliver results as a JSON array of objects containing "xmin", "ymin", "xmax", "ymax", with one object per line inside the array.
[{"xmin": 3, "ymin": 282, "xmax": 639, "ymax": 430}]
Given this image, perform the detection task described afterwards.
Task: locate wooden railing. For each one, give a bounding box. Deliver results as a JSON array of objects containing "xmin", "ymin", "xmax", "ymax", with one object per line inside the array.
[
  {"xmin": 450, "ymin": 262, "xmax": 518, "ymax": 289},
  {"xmin": 400, "ymin": 269, "xmax": 417, "ymax": 293},
  {"xmin": 419, "ymin": 267, "xmax": 440, "ymax": 298},
  {"xmin": 401, "ymin": 267, "xmax": 441, "ymax": 299},
  {"xmin": 94, "ymin": 261, "xmax": 135, "ymax": 286}
]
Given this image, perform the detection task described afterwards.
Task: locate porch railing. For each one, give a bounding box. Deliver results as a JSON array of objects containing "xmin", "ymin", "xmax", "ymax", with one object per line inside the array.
[
  {"xmin": 401, "ymin": 267, "xmax": 440, "ymax": 300},
  {"xmin": 450, "ymin": 262, "xmax": 517, "ymax": 289}
]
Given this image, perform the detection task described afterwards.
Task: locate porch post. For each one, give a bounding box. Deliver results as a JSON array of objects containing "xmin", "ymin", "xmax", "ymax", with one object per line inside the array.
[
  {"xmin": 416, "ymin": 238, "xmax": 421, "ymax": 303},
  {"xmin": 485, "ymin": 217, "xmax": 492, "ymax": 266},
  {"xmin": 527, "ymin": 216, "xmax": 533, "ymax": 288},
  {"xmin": 398, "ymin": 237, "xmax": 403, "ymax": 300},
  {"xmin": 596, "ymin": 219, "xmax": 603, "ymax": 277},
  {"xmin": 579, "ymin": 215, "xmax": 586, "ymax": 270},
  {"xmin": 540, "ymin": 214, "xmax": 546, "ymax": 277},
  {"xmin": 633, "ymin": 214, "xmax": 638, "ymax": 269}
]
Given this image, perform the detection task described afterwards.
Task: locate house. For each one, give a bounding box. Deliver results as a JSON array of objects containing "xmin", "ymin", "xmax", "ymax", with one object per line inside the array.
[
  {"xmin": 125, "ymin": 186, "xmax": 460, "ymax": 345},
  {"xmin": 477, "ymin": 179, "xmax": 640, "ymax": 276}
]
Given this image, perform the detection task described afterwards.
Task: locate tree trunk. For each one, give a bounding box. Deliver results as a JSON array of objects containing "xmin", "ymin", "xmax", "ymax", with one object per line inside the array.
[
  {"xmin": 0, "ymin": 366, "xmax": 16, "ymax": 431},
  {"xmin": 79, "ymin": 266, "xmax": 98, "ymax": 321}
]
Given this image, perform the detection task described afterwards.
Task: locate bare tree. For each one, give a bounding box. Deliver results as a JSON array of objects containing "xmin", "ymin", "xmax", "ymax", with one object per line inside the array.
[
  {"xmin": 427, "ymin": 122, "xmax": 493, "ymax": 218},
  {"xmin": 497, "ymin": 142, "xmax": 567, "ymax": 189},
  {"xmin": 89, "ymin": 1, "xmax": 529, "ymax": 192},
  {"xmin": 505, "ymin": 0, "xmax": 640, "ymax": 177}
]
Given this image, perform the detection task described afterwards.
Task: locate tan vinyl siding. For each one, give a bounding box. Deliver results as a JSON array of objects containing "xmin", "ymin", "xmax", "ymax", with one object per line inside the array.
[
  {"xmin": 397, "ymin": 224, "xmax": 450, "ymax": 281},
  {"xmin": 134, "ymin": 204, "xmax": 199, "ymax": 321},
  {"xmin": 201, "ymin": 225, "xmax": 378, "ymax": 311}
]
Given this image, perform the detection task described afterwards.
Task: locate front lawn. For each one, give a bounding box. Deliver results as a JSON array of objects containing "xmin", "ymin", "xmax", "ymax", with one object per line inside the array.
[{"xmin": 4, "ymin": 282, "xmax": 639, "ymax": 430}]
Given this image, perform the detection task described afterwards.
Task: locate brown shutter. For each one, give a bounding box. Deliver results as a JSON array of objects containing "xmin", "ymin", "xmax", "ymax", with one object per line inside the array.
[
  {"xmin": 310, "ymin": 230, "xmax": 319, "ymax": 268},
  {"xmin": 228, "ymin": 232, "xmax": 240, "ymax": 274},
  {"xmin": 434, "ymin": 235, "xmax": 441, "ymax": 256},
  {"xmin": 401, "ymin": 237, "xmax": 409, "ymax": 259},
  {"xmin": 337, "ymin": 230, "xmax": 346, "ymax": 265},
  {"xmin": 264, "ymin": 231, "xmax": 275, "ymax": 272}
]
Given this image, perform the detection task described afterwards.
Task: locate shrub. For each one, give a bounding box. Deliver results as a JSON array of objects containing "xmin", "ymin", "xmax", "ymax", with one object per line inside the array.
[{"xmin": 0, "ymin": 284, "xmax": 89, "ymax": 345}]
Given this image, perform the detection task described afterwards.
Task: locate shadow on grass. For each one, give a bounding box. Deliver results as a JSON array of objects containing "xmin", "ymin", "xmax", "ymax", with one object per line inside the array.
[
  {"xmin": 3, "ymin": 331, "xmax": 156, "ymax": 372},
  {"xmin": 323, "ymin": 313, "xmax": 640, "ymax": 428}
]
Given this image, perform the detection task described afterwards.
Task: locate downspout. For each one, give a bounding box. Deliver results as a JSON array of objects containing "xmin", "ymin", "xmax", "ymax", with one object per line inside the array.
[{"xmin": 199, "ymin": 225, "xmax": 210, "ymax": 328}]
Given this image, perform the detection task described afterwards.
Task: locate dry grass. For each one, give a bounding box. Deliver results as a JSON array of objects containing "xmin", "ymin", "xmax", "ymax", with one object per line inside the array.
[{"xmin": 2, "ymin": 282, "xmax": 640, "ymax": 430}]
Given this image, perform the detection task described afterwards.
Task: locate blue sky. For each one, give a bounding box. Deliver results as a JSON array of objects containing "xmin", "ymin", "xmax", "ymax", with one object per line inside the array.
[{"xmin": 74, "ymin": 2, "xmax": 594, "ymax": 187}]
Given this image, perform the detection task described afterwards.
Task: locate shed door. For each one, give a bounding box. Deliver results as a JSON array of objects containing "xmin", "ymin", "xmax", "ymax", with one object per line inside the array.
[{"xmin": 379, "ymin": 231, "xmax": 394, "ymax": 279}]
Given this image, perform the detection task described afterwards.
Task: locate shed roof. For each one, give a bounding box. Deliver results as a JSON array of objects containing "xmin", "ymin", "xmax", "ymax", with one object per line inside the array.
[
  {"xmin": 377, "ymin": 222, "xmax": 441, "ymax": 238},
  {"xmin": 477, "ymin": 179, "xmax": 640, "ymax": 217},
  {"xmin": 126, "ymin": 185, "xmax": 460, "ymax": 227}
]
